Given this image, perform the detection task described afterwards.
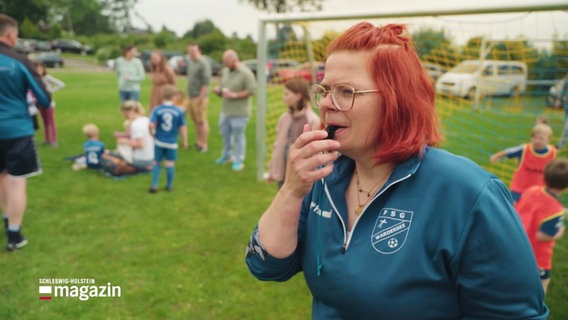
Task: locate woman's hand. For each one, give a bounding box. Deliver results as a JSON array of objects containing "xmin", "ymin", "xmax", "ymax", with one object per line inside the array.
[{"xmin": 281, "ymin": 124, "xmax": 340, "ymax": 199}]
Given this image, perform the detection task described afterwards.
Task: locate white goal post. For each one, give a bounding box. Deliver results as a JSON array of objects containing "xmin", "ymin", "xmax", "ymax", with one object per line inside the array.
[{"xmin": 254, "ymin": 1, "xmax": 568, "ymax": 181}]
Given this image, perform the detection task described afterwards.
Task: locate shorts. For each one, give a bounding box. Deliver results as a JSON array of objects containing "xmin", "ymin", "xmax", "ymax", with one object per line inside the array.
[
  {"xmin": 154, "ymin": 146, "xmax": 178, "ymax": 162},
  {"xmin": 0, "ymin": 136, "xmax": 41, "ymax": 177},
  {"xmin": 186, "ymin": 97, "xmax": 209, "ymax": 124},
  {"xmin": 538, "ymin": 268, "xmax": 551, "ymax": 280}
]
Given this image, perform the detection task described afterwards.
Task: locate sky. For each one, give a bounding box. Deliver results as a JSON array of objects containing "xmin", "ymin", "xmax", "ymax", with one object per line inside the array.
[{"xmin": 133, "ymin": 0, "xmax": 568, "ymax": 45}]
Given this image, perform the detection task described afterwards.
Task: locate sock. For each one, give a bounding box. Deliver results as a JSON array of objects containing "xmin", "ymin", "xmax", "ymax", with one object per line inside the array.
[
  {"xmin": 8, "ymin": 225, "xmax": 20, "ymax": 232},
  {"xmin": 151, "ymin": 164, "xmax": 161, "ymax": 188},
  {"xmin": 3, "ymin": 216, "xmax": 8, "ymax": 229},
  {"xmin": 166, "ymin": 166, "xmax": 175, "ymax": 189}
]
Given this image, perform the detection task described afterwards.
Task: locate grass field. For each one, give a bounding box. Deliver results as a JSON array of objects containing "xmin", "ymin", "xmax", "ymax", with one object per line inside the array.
[{"xmin": 0, "ymin": 67, "xmax": 567, "ymax": 319}]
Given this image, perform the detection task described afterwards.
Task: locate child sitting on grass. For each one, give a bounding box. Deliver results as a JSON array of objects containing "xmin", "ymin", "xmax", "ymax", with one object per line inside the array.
[
  {"xmin": 72, "ymin": 124, "xmax": 108, "ymax": 171},
  {"xmin": 82, "ymin": 123, "xmax": 107, "ymax": 169}
]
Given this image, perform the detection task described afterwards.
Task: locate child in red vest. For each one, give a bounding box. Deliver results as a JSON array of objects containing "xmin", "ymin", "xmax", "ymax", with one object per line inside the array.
[
  {"xmin": 490, "ymin": 123, "xmax": 556, "ymax": 202},
  {"xmin": 514, "ymin": 158, "xmax": 567, "ymax": 293}
]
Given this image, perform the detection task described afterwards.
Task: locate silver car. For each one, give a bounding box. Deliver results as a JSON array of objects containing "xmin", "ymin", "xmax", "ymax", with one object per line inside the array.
[{"xmin": 547, "ymin": 75, "xmax": 568, "ymax": 107}]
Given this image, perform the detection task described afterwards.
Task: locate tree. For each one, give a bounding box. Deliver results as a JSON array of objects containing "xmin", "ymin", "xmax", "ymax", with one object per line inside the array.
[
  {"xmin": 100, "ymin": 0, "xmax": 139, "ymax": 32},
  {"xmin": 240, "ymin": 0, "xmax": 326, "ymax": 13}
]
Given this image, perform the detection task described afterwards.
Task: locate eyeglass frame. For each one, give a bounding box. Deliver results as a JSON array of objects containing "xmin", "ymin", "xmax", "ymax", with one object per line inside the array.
[{"xmin": 310, "ymin": 83, "xmax": 381, "ymax": 111}]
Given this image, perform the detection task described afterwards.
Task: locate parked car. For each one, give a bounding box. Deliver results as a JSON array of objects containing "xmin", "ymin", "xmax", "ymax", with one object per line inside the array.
[
  {"xmin": 273, "ymin": 61, "xmax": 325, "ymax": 83},
  {"xmin": 546, "ymin": 75, "xmax": 568, "ymax": 107},
  {"xmin": 168, "ymin": 55, "xmax": 223, "ymax": 76},
  {"xmin": 422, "ymin": 62, "xmax": 446, "ymax": 82},
  {"xmin": 30, "ymin": 51, "xmax": 64, "ymax": 68},
  {"xmin": 140, "ymin": 50, "xmax": 182, "ymax": 72},
  {"xmin": 34, "ymin": 40, "xmax": 52, "ymax": 52},
  {"xmin": 51, "ymin": 39, "xmax": 93, "ymax": 55},
  {"xmin": 15, "ymin": 38, "xmax": 35, "ymax": 54},
  {"xmin": 205, "ymin": 56, "xmax": 223, "ymax": 76},
  {"xmin": 436, "ymin": 60, "xmax": 528, "ymax": 99},
  {"xmin": 242, "ymin": 58, "xmax": 300, "ymax": 78}
]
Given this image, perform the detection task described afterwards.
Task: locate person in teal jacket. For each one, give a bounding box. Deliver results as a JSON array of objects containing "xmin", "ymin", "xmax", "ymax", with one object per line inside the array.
[
  {"xmin": 0, "ymin": 14, "xmax": 51, "ymax": 251},
  {"xmin": 245, "ymin": 22, "xmax": 548, "ymax": 319}
]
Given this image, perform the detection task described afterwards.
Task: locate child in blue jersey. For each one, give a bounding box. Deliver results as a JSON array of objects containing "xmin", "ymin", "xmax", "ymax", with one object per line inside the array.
[
  {"xmin": 82, "ymin": 124, "xmax": 107, "ymax": 169},
  {"xmin": 148, "ymin": 85, "xmax": 188, "ymax": 193}
]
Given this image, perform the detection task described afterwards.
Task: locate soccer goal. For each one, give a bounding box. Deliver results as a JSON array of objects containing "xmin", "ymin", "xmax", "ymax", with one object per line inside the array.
[{"xmin": 254, "ymin": 1, "xmax": 568, "ymax": 186}]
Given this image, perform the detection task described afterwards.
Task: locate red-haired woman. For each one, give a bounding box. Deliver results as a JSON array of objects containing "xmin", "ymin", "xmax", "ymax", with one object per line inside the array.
[
  {"xmin": 246, "ymin": 23, "xmax": 548, "ymax": 319},
  {"xmin": 149, "ymin": 50, "xmax": 176, "ymax": 112}
]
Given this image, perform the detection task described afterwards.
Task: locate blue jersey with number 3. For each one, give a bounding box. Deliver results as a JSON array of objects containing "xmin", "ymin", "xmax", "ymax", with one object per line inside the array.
[{"xmin": 150, "ymin": 103, "xmax": 186, "ymax": 148}]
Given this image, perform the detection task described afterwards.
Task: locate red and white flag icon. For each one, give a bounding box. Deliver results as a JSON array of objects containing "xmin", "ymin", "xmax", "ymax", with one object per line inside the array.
[{"xmin": 39, "ymin": 286, "xmax": 52, "ymax": 300}]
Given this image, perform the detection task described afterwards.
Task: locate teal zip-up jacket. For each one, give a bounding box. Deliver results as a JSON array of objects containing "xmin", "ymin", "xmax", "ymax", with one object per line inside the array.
[
  {"xmin": 0, "ymin": 42, "xmax": 51, "ymax": 139},
  {"xmin": 246, "ymin": 147, "xmax": 548, "ymax": 319}
]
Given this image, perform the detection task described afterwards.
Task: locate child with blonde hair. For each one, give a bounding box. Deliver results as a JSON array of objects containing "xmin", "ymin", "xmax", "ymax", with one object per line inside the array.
[
  {"xmin": 82, "ymin": 124, "xmax": 107, "ymax": 169},
  {"xmin": 490, "ymin": 123, "xmax": 556, "ymax": 202}
]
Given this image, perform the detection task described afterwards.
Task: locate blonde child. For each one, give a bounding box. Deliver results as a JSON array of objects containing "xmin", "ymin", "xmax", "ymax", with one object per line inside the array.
[
  {"xmin": 514, "ymin": 158, "xmax": 567, "ymax": 293},
  {"xmin": 490, "ymin": 123, "xmax": 556, "ymax": 202},
  {"xmin": 82, "ymin": 124, "xmax": 107, "ymax": 169},
  {"xmin": 267, "ymin": 78, "xmax": 321, "ymax": 188}
]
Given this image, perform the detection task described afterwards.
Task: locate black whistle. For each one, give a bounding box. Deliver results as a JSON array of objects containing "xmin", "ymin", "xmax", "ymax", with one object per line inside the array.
[{"xmin": 326, "ymin": 126, "xmax": 338, "ymax": 140}]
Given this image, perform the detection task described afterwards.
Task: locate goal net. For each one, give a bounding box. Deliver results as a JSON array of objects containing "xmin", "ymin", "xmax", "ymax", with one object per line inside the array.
[{"xmin": 254, "ymin": 2, "xmax": 568, "ymax": 191}]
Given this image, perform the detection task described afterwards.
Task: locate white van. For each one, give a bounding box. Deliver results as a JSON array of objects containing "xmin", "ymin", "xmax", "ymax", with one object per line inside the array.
[{"xmin": 435, "ymin": 60, "xmax": 528, "ymax": 99}]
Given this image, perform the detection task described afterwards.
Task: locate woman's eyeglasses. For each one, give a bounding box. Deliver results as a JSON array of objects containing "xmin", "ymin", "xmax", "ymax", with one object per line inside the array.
[{"xmin": 310, "ymin": 84, "xmax": 380, "ymax": 111}]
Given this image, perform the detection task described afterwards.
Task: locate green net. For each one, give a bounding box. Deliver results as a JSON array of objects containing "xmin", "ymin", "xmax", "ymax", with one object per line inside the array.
[{"xmin": 257, "ymin": 10, "xmax": 568, "ymax": 201}]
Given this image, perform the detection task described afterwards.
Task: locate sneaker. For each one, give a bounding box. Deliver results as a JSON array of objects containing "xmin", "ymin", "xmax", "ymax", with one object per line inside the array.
[
  {"xmin": 215, "ymin": 156, "xmax": 232, "ymax": 165},
  {"xmin": 7, "ymin": 230, "xmax": 28, "ymax": 251},
  {"xmin": 231, "ymin": 161, "xmax": 244, "ymax": 171},
  {"xmin": 148, "ymin": 187, "xmax": 158, "ymax": 194},
  {"xmin": 165, "ymin": 186, "xmax": 173, "ymax": 192},
  {"xmin": 197, "ymin": 145, "xmax": 208, "ymax": 153}
]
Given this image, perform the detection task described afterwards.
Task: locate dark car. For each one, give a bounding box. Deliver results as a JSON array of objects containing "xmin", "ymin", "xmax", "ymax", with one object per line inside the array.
[
  {"xmin": 204, "ymin": 56, "xmax": 223, "ymax": 76},
  {"xmin": 168, "ymin": 55, "xmax": 223, "ymax": 76},
  {"xmin": 140, "ymin": 50, "xmax": 182, "ymax": 72},
  {"xmin": 31, "ymin": 51, "xmax": 64, "ymax": 68},
  {"xmin": 51, "ymin": 39, "xmax": 92, "ymax": 55},
  {"xmin": 34, "ymin": 40, "xmax": 52, "ymax": 52},
  {"xmin": 242, "ymin": 58, "xmax": 299, "ymax": 78}
]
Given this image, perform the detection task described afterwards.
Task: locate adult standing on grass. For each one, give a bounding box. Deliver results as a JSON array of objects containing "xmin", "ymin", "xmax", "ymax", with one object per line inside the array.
[
  {"xmin": 115, "ymin": 45, "xmax": 145, "ymax": 102},
  {"xmin": 186, "ymin": 43, "xmax": 211, "ymax": 153},
  {"xmin": 148, "ymin": 50, "xmax": 176, "ymax": 112},
  {"xmin": 554, "ymin": 75, "xmax": 568, "ymax": 148},
  {"xmin": 245, "ymin": 22, "xmax": 549, "ymax": 319},
  {"xmin": 213, "ymin": 49, "xmax": 256, "ymax": 171},
  {"xmin": 0, "ymin": 14, "xmax": 51, "ymax": 251}
]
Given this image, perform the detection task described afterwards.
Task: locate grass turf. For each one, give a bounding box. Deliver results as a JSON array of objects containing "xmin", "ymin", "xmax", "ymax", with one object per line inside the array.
[{"xmin": 0, "ymin": 67, "xmax": 566, "ymax": 319}]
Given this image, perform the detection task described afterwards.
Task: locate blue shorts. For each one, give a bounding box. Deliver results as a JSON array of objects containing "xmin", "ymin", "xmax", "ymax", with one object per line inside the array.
[
  {"xmin": 0, "ymin": 136, "xmax": 41, "ymax": 177},
  {"xmin": 119, "ymin": 90, "xmax": 140, "ymax": 102},
  {"xmin": 154, "ymin": 146, "xmax": 178, "ymax": 162}
]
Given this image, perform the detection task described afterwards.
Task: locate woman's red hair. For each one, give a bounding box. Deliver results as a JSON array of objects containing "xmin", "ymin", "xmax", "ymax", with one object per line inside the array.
[{"xmin": 327, "ymin": 22, "xmax": 441, "ymax": 164}]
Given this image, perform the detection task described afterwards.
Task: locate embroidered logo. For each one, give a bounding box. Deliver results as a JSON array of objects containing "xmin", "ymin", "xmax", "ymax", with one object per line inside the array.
[
  {"xmin": 310, "ymin": 201, "xmax": 332, "ymax": 218},
  {"xmin": 371, "ymin": 208, "xmax": 413, "ymax": 254}
]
